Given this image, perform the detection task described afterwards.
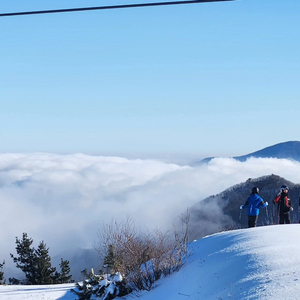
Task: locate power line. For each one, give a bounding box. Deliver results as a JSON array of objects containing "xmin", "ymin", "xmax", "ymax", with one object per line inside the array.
[{"xmin": 0, "ymin": 0, "xmax": 235, "ymax": 17}]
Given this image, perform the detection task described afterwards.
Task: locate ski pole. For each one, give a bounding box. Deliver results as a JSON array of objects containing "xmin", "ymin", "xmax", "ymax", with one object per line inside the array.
[
  {"xmin": 265, "ymin": 206, "xmax": 269, "ymax": 225},
  {"xmin": 239, "ymin": 206, "xmax": 243, "ymax": 228},
  {"xmin": 290, "ymin": 208, "xmax": 297, "ymax": 223}
]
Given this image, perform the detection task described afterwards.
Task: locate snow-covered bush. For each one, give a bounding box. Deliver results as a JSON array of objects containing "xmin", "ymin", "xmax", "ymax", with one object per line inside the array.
[{"xmin": 72, "ymin": 272, "xmax": 132, "ymax": 300}]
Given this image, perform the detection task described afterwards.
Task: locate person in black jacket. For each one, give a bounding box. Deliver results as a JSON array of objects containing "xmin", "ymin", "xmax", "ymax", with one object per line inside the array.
[{"xmin": 273, "ymin": 185, "xmax": 293, "ymax": 224}]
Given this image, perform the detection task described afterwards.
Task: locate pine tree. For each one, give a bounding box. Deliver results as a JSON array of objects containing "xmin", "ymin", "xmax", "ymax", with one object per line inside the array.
[
  {"xmin": 58, "ymin": 258, "xmax": 72, "ymax": 283},
  {"xmin": 10, "ymin": 233, "xmax": 68, "ymax": 285},
  {"xmin": 35, "ymin": 241, "xmax": 57, "ymax": 284},
  {"xmin": 103, "ymin": 244, "xmax": 116, "ymax": 274},
  {"xmin": 10, "ymin": 233, "xmax": 37, "ymax": 284},
  {"xmin": 0, "ymin": 261, "xmax": 5, "ymax": 284}
]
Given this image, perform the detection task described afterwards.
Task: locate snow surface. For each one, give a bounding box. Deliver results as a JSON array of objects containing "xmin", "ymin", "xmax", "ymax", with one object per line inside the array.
[{"xmin": 1, "ymin": 224, "xmax": 300, "ymax": 300}]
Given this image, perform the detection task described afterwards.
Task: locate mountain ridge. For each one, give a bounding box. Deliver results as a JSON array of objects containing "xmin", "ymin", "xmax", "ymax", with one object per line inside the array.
[
  {"xmin": 197, "ymin": 141, "xmax": 300, "ymax": 164},
  {"xmin": 187, "ymin": 173, "xmax": 300, "ymax": 241}
]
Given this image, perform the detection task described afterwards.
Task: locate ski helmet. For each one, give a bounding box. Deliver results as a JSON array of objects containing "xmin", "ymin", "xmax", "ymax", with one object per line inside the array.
[
  {"xmin": 281, "ymin": 185, "xmax": 289, "ymax": 190},
  {"xmin": 252, "ymin": 187, "xmax": 259, "ymax": 194}
]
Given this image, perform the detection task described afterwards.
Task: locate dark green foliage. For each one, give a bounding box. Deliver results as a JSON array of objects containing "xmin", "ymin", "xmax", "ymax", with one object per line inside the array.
[
  {"xmin": 57, "ymin": 258, "xmax": 73, "ymax": 283},
  {"xmin": 10, "ymin": 233, "xmax": 72, "ymax": 285},
  {"xmin": 103, "ymin": 245, "xmax": 116, "ymax": 274},
  {"xmin": 0, "ymin": 261, "xmax": 5, "ymax": 284},
  {"xmin": 73, "ymin": 274, "xmax": 100, "ymax": 300},
  {"xmin": 34, "ymin": 241, "xmax": 57, "ymax": 284},
  {"xmin": 8, "ymin": 277, "xmax": 21, "ymax": 285},
  {"xmin": 10, "ymin": 233, "xmax": 37, "ymax": 285}
]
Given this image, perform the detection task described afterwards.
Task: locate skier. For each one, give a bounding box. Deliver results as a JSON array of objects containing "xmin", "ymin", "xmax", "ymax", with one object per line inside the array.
[
  {"xmin": 273, "ymin": 185, "xmax": 293, "ymax": 224},
  {"xmin": 240, "ymin": 187, "xmax": 268, "ymax": 228}
]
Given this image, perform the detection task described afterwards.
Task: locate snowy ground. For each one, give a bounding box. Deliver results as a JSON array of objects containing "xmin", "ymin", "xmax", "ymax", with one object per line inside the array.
[
  {"xmin": 1, "ymin": 224, "xmax": 300, "ymax": 300},
  {"xmin": 0, "ymin": 283, "xmax": 76, "ymax": 300}
]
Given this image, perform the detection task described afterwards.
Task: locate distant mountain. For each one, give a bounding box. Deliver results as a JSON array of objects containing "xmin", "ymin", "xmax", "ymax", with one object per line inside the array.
[
  {"xmin": 186, "ymin": 174, "xmax": 300, "ymax": 241},
  {"xmin": 52, "ymin": 248, "xmax": 101, "ymax": 281},
  {"xmin": 197, "ymin": 141, "xmax": 300, "ymax": 164}
]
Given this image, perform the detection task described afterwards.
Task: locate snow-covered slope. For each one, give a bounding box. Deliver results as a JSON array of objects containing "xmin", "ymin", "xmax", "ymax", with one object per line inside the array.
[
  {"xmin": 136, "ymin": 224, "xmax": 300, "ymax": 300},
  {"xmin": 1, "ymin": 225, "xmax": 300, "ymax": 300}
]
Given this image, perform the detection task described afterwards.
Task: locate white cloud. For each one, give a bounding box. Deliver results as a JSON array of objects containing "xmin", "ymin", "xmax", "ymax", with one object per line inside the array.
[{"xmin": 1, "ymin": 153, "xmax": 300, "ymax": 269}]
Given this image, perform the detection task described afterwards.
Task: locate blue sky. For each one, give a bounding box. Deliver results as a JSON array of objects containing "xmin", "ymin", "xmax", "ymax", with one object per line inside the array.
[{"xmin": 1, "ymin": 0, "xmax": 300, "ymax": 160}]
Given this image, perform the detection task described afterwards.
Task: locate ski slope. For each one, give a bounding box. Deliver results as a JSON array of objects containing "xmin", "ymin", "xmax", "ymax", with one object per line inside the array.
[{"xmin": 1, "ymin": 224, "xmax": 300, "ymax": 300}]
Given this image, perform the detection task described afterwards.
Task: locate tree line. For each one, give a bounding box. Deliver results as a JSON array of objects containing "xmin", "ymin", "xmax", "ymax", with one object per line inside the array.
[
  {"xmin": 1, "ymin": 232, "xmax": 72, "ymax": 285},
  {"xmin": 1, "ymin": 214, "xmax": 190, "ymax": 300}
]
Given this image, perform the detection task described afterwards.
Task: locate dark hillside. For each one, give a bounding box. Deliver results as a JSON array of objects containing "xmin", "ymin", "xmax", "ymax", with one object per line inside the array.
[
  {"xmin": 234, "ymin": 141, "xmax": 300, "ymax": 162},
  {"xmin": 187, "ymin": 174, "xmax": 300, "ymax": 241}
]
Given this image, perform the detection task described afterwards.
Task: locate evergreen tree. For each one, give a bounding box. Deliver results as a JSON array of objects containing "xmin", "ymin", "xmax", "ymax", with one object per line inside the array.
[
  {"xmin": 10, "ymin": 233, "xmax": 37, "ymax": 284},
  {"xmin": 103, "ymin": 244, "xmax": 116, "ymax": 274},
  {"xmin": 0, "ymin": 261, "xmax": 5, "ymax": 284},
  {"xmin": 35, "ymin": 241, "xmax": 57, "ymax": 284},
  {"xmin": 58, "ymin": 258, "xmax": 72, "ymax": 283},
  {"xmin": 10, "ymin": 233, "xmax": 69, "ymax": 285}
]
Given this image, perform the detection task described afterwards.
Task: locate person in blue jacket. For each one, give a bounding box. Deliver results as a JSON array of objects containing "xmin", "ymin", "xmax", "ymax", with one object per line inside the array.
[{"xmin": 240, "ymin": 187, "xmax": 268, "ymax": 228}]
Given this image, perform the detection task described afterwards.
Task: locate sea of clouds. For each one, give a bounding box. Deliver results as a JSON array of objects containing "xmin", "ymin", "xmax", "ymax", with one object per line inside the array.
[{"xmin": 1, "ymin": 153, "xmax": 300, "ymax": 271}]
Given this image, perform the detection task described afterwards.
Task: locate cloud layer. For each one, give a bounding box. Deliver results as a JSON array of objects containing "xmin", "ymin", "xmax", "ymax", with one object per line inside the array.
[{"xmin": 1, "ymin": 153, "xmax": 300, "ymax": 268}]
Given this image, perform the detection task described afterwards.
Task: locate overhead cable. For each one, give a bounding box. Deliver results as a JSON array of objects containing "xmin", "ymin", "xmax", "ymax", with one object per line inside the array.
[{"xmin": 0, "ymin": 0, "xmax": 235, "ymax": 17}]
